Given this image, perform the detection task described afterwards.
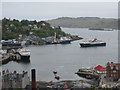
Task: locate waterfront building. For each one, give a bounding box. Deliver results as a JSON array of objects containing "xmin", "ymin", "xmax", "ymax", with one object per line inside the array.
[
  {"xmin": 106, "ymin": 62, "xmax": 120, "ymax": 81},
  {"xmin": 2, "ymin": 70, "xmax": 30, "ymax": 89}
]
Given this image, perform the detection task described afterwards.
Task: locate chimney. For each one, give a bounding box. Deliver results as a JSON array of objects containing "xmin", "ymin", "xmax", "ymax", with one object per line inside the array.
[{"xmin": 31, "ymin": 69, "xmax": 36, "ymax": 90}]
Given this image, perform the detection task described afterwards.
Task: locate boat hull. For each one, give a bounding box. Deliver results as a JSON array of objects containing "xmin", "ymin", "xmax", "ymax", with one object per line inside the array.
[
  {"xmin": 80, "ymin": 43, "xmax": 106, "ymax": 47},
  {"xmin": 20, "ymin": 56, "xmax": 30, "ymax": 62},
  {"xmin": 60, "ymin": 40, "xmax": 71, "ymax": 44},
  {"xmin": 76, "ymin": 72, "xmax": 99, "ymax": 80},
  {"xmin": 46, "ymin": 40, "xmax": 71, "ymax": 44},
  {"xmin": 2, "ymin": 43, "xmax": 21, "ymax": 47},
  {"xmin": 17, "ymin": 52, "xmax": 30, "ymax": 62}
]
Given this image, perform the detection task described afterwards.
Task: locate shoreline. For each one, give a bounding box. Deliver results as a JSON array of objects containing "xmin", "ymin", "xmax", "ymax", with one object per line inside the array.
[
  {"xmin": 34, "ymin": 79, "xmax": 96, "ymax": 89},
  {"xmin": 0, "ymin": 37, "xmax": 82, "ymax": 66}
]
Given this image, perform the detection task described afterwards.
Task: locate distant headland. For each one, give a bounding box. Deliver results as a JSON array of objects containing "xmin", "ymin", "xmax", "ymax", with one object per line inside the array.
[{"xmin": 46, "ymin": 17, "xmax": 118, "ymax": 29}]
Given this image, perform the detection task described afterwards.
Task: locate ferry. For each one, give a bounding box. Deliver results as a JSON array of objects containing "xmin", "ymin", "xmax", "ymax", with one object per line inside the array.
[
  {"xmin": 17, "ymin": 48, "xmax": 30, "ymax": 61},
  {"xmin": 79, "ymin": 38, "xmax": 106, "ymax": 47}
]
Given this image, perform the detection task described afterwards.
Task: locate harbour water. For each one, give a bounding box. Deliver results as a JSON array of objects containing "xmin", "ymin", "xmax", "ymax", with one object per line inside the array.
[{"xmin": 1, "ymin": 28, "xmax": 118, "ymax": 81}]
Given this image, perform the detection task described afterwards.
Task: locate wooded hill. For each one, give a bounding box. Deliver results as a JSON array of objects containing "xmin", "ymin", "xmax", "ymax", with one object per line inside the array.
[{"xmin": 2, "ymin": 18, "xmax": 66, "ymax": 40}]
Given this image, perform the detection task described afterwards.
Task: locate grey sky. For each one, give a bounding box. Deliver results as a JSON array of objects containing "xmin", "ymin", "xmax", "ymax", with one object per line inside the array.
[{"xmin": 2, "ymin": 2, "xmax": 118, "ymax": 20}]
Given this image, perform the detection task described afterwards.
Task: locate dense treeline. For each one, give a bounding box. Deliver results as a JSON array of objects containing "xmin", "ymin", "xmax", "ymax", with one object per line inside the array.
[{"xmin": 2, "ymin": 18, "xmax": 66, "ymax": 40}]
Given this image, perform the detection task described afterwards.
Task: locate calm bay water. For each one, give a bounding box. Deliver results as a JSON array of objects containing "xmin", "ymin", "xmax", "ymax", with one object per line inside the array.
[{"xmin": 1, "ymin": 28, "xmax": 118, "ymax": 81}]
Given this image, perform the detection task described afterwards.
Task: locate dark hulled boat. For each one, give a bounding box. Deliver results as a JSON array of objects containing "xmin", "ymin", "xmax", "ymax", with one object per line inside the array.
[
  {"xmin": 45, "ymin": 36, "xmax": 71, "ymax": 44},
  {"xmin": 80, "ymin": 38, "xmax": 106, "ymax": 47},
  {"xmin": 89, "ymin": 28, "xmax": 104, "ymax": 30},
  {"xmin": 59, "ymin": 37, "xmax": 71, "ymax": 44},
  {"xmin": 60, "ymin": 40, "xmax": 71, "ymax": 44},
  {"xmin": 75, "ymin": 69, "xmax": 99, "ymax": 80},
  {"xmin": 16, "ymin": 48, "xmax": 30, "ymax": 62}
]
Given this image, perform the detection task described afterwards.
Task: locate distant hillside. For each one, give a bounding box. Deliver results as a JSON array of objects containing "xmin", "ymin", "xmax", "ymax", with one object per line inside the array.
[{"xmin": 46, "ymin": 17, "xmax": 118, "ymax": 29}]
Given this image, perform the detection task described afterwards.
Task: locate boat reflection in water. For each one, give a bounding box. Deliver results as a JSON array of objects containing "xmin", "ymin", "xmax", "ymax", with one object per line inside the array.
[{"xmin": 79, "ymin": 38, "xmax": 106, "ymax": 47}]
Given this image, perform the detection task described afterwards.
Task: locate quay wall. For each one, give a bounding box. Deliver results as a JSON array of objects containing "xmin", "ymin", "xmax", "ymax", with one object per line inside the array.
[{"xmin": 1, "ymin": 53, "xmax": 30, "ymax": 65}]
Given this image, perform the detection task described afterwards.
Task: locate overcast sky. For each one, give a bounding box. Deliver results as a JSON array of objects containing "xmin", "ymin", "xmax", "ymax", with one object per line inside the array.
[
  {"xmin": 1, "ymin": 0, "xmax": 119, "ymax": 2},
  {"xmin": 1, "ymin": 2, "xmax": 118, "ymax": 21}
]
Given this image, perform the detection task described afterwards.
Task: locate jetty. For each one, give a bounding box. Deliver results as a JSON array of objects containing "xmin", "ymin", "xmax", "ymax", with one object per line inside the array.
[
  {"xmin": 1, "ymin": 54, "xmax": 10, "ymax": 65},
  {"xmin": 0, "ymin": 48, "xmax": 30, "ymax": 65},
  {"xmin": 1, "ymin": 53, "xmax": 29, "ymax": 65}
]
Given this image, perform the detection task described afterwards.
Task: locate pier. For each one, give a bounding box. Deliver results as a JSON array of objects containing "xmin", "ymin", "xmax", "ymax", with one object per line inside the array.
[
  {"xmin": 0, "ymin": 54, "xmax": 10, "ymax": 64},
  {"xmin": 1, "ymin": 53, "xmax": 30, "ymax": 65}
]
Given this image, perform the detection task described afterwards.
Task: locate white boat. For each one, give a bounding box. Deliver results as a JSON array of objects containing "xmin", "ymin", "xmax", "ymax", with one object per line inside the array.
[{"xmin": 17, "ymin": 48, "xmax": 30, "ymax": 61}]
